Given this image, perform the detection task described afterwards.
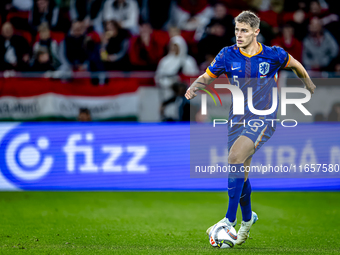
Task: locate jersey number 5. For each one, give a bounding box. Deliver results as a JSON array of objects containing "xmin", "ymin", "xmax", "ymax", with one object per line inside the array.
[{"xmin": 233, "ymin": 75, "xmax": 239, "ymax": 87}]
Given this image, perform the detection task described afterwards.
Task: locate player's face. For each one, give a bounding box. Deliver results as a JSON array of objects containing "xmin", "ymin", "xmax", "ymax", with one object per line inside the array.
[{"xmin": 235, "ymin": 22, "xmax": 259, "ymax": 48}]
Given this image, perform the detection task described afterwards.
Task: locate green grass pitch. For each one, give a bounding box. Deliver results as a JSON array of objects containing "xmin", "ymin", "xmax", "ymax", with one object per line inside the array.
[{"xmin": 0, "ymin": 191, "xmax": 339, "ymax": 254}]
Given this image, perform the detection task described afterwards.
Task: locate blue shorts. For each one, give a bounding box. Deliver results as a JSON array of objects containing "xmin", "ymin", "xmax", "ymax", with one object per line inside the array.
[{"xmin": 228, "ymin": 120, "xmax": 275, "ymax": 156}]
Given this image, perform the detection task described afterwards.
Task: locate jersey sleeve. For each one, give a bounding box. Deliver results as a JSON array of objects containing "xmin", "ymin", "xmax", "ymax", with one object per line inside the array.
[
  {"xmin": 274, "ymin": 46, "xmax": 291, "ymax": 69},
  {"xmin": 206, "ymin": 48, "xmax": 226, "ymax": 78}
]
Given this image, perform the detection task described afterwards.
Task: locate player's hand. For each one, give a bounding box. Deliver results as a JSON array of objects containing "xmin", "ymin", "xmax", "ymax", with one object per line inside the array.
[
  {"xmin": 185, "ymin": 87, "xmax": 198, "ymax": 100},
  {"xmin": 305, "ymin": 83, "xmax": 316, "ymax": 96}
]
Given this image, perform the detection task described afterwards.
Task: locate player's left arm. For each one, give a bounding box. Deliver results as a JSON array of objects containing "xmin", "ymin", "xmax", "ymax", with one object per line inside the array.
[{"xmin": 284, "ymin": 55, "xmax": 316, "ymax": 95}]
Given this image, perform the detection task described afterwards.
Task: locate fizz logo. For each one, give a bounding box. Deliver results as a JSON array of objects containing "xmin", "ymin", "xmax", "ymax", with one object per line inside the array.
[
  {"xmin": 63, "ymin": 133, "xmax": 148, "ymax": 173},
  {"xmin": 0, "ymin": 130, "xmax": 148, "ymax": 184},
  {"xmin": 5, "ymin": 133, "xmax": 53, "ymax": 181}
]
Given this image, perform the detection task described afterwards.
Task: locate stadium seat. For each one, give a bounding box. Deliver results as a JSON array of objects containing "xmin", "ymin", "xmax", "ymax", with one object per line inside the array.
[
  {"xmin": 50, "ymin": 31, "xmax": 66, "ymax": 43},
  {"xmin": 34, "ymin": 31, "xmax": 66, "ymax": 44},
  {"xmin": 6, "ymin": 11, "xmax": 30, "ymax": 22},
  {"xmin": 14, "ymin": 29, "xmax": 32, "ymax": 45}
]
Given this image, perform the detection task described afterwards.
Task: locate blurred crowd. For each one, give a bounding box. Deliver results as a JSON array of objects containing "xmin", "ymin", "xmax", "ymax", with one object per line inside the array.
[
  {"xmin": 0, "ymin": 0, "xmax": 340, "ymax": 76},
  {"xmin": 1, "ymin": 0, "xmax": 340, "ymax": 122}
]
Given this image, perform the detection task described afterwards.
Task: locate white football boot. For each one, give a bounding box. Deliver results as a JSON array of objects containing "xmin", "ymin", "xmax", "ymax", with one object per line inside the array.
[
  {"xmin": 236, "ymin": 211, "xmax": 258, "ymax": 245},
  {"xmin": 206, "ymin": 217, "xmax": 237, "ymax": 236}
]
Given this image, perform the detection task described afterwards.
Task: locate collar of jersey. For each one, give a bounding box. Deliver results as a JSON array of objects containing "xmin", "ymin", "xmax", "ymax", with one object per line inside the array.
[{"xmin": 238, "ymin": 42, "xmax": 263, "ymax": 58}]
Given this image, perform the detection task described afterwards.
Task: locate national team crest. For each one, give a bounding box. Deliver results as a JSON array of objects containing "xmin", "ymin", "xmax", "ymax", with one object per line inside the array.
[{"xmin": 259, "ymin": 62, "xmax": 270, "ymax": 75}]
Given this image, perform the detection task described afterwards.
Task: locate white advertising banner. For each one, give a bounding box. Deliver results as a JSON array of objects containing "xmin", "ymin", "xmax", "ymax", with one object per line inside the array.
[{"xmin": 0, "ymin": 93, "xmax": 139, "ymax": 120}]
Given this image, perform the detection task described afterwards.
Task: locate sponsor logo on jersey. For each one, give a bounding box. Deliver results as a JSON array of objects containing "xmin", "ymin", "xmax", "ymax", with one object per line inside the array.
[{"xmin": 232, "ymin": 62, "xmax": 241, "ymax": 70}]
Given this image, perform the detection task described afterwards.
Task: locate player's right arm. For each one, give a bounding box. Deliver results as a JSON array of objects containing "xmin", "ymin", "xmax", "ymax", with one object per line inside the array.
[
  {"xmin": 185, "ymin": 48, "xmax": 226, "ymax": 100},
  {"xmin": 185, "ymin": 72, "xmax": 215, "ymax": 100}
]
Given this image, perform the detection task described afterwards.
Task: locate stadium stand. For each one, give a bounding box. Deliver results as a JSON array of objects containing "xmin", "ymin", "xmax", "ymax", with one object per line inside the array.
[{"xmin": 0, "ymin": 0, "xmax": 339, "ymax": 121}]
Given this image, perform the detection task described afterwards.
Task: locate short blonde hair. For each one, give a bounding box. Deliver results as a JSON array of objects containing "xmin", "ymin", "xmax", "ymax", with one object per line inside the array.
[{"xmin": 235, "ymin": 11, "xmax": 260, "ymax": 29}]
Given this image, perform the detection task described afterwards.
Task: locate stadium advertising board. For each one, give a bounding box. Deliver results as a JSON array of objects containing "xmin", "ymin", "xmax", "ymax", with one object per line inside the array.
[{"xmin": 0, "ymin": 123, "xmax": 339, "ymax": 191}]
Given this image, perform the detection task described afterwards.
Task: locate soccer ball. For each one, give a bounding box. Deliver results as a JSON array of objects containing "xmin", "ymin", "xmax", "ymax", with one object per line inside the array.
[{"xmin": 209, "ymin": 222, "xmax": 237, "ymax": 249}]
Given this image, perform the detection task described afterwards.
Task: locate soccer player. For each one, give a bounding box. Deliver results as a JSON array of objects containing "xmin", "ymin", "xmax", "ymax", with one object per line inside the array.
[{"xmin": 185, "ymin": 11, "xmax": 316, "ymax": 245}]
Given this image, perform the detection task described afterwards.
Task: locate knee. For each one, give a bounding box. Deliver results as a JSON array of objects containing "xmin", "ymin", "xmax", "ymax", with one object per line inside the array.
[{"xmin": 228, "ymin": 151, "xmax": 243, "ymax": 164}]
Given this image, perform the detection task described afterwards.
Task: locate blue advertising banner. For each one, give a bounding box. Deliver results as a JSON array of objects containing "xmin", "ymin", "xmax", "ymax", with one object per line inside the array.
[
  {"xmin": 0, "ymin": 123, "xmax": 339, "ymax": 191},
  {"xmin": 190, "ymin": 123, "xmax": 340, "ymax": 178}
]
